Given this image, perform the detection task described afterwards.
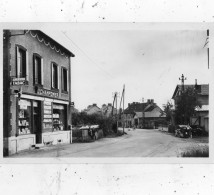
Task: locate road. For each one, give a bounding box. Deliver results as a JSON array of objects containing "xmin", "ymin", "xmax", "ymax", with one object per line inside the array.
[{"xmin": 9, "ymin": 128, "xmax": 208, "ymax": 158}]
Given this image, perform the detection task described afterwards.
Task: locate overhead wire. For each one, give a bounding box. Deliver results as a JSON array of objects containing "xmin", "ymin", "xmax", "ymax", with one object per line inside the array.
[{"xmin": 61, "ymin": 31, "xmax": 115, "ymax": 79}]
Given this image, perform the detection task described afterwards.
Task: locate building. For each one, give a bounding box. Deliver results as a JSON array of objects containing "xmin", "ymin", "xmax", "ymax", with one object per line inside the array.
[
  {"xmin": 172, "ymin": 82, "xmax": 209, "ymax": 132},
  {"xmin": 123, "ymin": 100, "xmax": 166, "ymax": 128},
  {"xmin": 101, "ymin": 103, "xmax": 117, "ymax": 117},
  {"xmin": 3, "ymin": 30, "xmax": 75, "ymax": 155},
  {"xmin": 84, "ymin": 104, "xmax": 102, "ymax": 115}
]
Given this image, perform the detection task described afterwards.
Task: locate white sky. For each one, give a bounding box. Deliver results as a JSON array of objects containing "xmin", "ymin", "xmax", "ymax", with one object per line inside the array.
[{"xmin": 43, "ymin": 25, "xmax": 210, "ymax": 111}]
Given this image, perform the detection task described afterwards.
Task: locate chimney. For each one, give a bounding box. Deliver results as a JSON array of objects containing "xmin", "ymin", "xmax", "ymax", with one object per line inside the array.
[
  {"xmin": 128, "ymin": 103, "xmax": 130, "ymax": 107},
  {"xmin": 93, "ymin": 103, "xmax": 97, "ymax": 107},
  {"xmin": 151, "ymin": 99, "xmax": 154, "ymax": 104},
  {"xmin": 108, "ymin": 103, "xmax": 112, "ymax": 106}
]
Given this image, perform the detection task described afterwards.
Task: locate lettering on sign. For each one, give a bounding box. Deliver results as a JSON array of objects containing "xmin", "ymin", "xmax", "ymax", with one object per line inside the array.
[
  {"xmin": 11, "ymin": 78, "xmax": 26, "ymax": 85},
  {"xmin": 44, "ymin": 101, "xmax": 52, "ymax": 106},
  {"xmin": 44, "ymin": 114, "xmax": 52, "ymax": 119},
  {"xmin": 44, "ymin": 105, "xmax": 52, "ymax": 110},
  {"xmin": 36, "ymin": 88, "xmax": 59, "ymax": 98},
  {"xmin": 44, "ymin": 110, "xmax": 52, "ymax": 114}
]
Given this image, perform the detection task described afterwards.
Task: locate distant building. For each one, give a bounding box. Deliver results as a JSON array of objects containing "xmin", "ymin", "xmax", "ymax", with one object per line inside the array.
[
  {"xmin": 172, "ymin": 81, "xmax": 209, "ymax": 132},
  {"xmin": 101, "ymin": 103, "xmax": 117, "ymax": 117},
  {"xmin": 123, "ymin": 99, "xmax": 166, "ymax": 128},
  {"xmin": 3, "ymin": 30, "xmax": 75, "ymax": 155},
  {"xmin": 84, "ymin": 103, "xmax": 102, "ymax": 115}
]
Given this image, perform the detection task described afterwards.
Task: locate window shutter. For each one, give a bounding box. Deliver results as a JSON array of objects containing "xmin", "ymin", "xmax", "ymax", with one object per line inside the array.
[
  {"xmin": 16, "ymin": 47, "xmax": 20, "ymax": 77},
  {"xmin": 61, "ymin": 67, "xmax": 63, "ymax": 90},
  {"xmin": 26, "ymin": 50, "xmax": 29, "ymax": 81},
  {"xmin": 41, "ymin": 58, "xmax": 44, "ymax": 85},
  {"xmin": 66, "ymin": 69, "xmax": 68, "ymax": 91},
  {"xmin": 51, "ymin": 63, "xmax": 53, "ymax": 88},
  {"xmin": 57, "ymin": 65, "xmax": 59, "ymax": 89}
]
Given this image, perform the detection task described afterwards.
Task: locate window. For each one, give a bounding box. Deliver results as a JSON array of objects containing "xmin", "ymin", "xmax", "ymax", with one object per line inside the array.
[
  {"xmin": 52, "ymin": 63, "xmax": 58, "ymax": 89},
  {"xmin": 33, "ymin": 54, "xmax": 43, "ymax": 85},
  {"xmin": 16, "ymin": 46, "xmax": 28, "ymax": 81},
  {"xmin": 61, "ymin": 67, "xmax": 68, "ymax": 92}
]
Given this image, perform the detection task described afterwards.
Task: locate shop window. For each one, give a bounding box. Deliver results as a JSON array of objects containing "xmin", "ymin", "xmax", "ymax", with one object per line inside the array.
[
  {"xmin": 33, "ymin": 54, "xmax": 43, "ymax": 85},
  {"xmin": 16, "ymin": 46, "xmax": 29, "ymax": 81},
  {"xmin": 61, "ymin": 67, "xmax": 68, "ymax": 92},
  {"xmin": 53, "ymin": 104, "xmax": 66, "ymax": 131},
  {"xmin": 52, "ymin": 63, "xmax": 59, "ymax": 89},
  {"xmin": 18, "ymin": 99, "xmax": 32, "ymax": 135}
]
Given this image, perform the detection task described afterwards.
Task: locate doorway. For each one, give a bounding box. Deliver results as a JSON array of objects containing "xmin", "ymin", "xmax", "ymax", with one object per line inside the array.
[{"xmin": 33, "ymin": 101, "xmax": 42, "ymax": 144}]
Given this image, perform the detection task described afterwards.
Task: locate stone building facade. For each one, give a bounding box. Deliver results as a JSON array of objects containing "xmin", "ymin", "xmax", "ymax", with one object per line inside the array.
[{"xmin": 3, "ymin": 30, "xmax": 75, "ymax": 155}]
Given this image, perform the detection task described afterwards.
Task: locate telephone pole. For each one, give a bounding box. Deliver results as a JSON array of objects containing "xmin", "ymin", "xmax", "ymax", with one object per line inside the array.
[
  {"xmin": 119, "ymin": 85, "xmax": 125, "ymax": 134},
  {"xmin": 112, "ymin": 92, "xmax": 119, "ymax": 133},
  {"xmin": 142, "ymin": 98, "xmax": 144, "ymax": 129}
]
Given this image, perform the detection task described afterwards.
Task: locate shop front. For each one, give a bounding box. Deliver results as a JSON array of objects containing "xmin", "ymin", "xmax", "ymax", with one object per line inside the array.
[{"xmin": 5, "ymin": 94, "xmax": 71, "ymax": 155}]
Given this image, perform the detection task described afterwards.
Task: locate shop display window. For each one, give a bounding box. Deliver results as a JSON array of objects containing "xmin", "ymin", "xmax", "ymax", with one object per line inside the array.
[
  {"xmin": 53, "ymin": 104, "xmax": 66, "ymax": 131},
  {"xmin": 18, "ymin": 99, "xmax": 31, "ymax": 135}
]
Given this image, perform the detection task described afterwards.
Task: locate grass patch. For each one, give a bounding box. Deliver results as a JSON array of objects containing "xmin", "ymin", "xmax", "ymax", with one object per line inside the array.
[{"xmin": 181, "ymin": 145, "xmax": 209, "ymax": 157}]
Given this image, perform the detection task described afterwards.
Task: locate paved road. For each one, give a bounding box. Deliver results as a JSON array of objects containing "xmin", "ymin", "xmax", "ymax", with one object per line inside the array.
[{"xmin": 10, "ymin": 128, "xmax": 208, "ymax": 158}]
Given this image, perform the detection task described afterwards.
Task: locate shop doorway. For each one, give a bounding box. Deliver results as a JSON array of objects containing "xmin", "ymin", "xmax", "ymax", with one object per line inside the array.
[{"xmin": 33, "ymin": 101, "xmax": 42, "ymax": 144}]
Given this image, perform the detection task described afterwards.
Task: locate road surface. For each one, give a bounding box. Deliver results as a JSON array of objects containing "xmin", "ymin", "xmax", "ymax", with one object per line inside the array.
[{"xmin": 9, "ymin": 128, "xmax": 208, "ymax": 158}]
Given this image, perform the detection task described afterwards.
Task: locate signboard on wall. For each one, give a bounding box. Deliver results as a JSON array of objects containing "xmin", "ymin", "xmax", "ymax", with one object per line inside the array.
[
  {"xmin": 43, "ymin": 101, "xmax": 53, "ymax": 130},
  {"xmin": 36, "ymin": 88, "xmax": 59, "ymax": 98},
  {"xmin": 11, "ymin": 77, "xmax": 26, "ymax": 85}
]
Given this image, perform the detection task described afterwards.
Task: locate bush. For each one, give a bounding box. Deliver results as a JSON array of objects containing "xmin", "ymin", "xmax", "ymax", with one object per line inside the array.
[
  {"xmin": 181, "ymin": 146, "xmax": 209, "ymax": 157},
  {"xmin": 72, "ymin": 112, "xmax": 116, "ymax": 136}
]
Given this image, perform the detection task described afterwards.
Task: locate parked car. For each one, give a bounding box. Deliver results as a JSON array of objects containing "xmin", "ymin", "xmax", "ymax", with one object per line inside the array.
[
  {"xmin": 175, "ymin": 125, "xmax": 192, "ymax": 138},
  {"xmin": 190, "ymin": 125, "xmax": 206, "ymax": 136}
]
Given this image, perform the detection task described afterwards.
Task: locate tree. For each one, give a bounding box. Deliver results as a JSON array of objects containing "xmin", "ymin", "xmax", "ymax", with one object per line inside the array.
[
  {"xmin": 175, "ymin": 87, "xmax": 201, "ymax": 125},
  {"xmin": 162, "ymin": 101, "xmax": 174, "ymax": 124}
]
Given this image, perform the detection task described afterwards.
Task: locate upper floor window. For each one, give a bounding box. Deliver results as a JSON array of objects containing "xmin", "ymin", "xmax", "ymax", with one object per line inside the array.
[
  {"xmin": 51, "ymin": 63, "xmax": 59, "ymax": 89},
  {"xmin": 16, "ymin": 46, "xmax": 28, "ymax": 81},
  {"xmin": 61, "ymin": 67, "xmax": 68, "ymax": 92},
  {"xmin": 33, "ymin": 54, "xmax": 43, "ymax": 85}
]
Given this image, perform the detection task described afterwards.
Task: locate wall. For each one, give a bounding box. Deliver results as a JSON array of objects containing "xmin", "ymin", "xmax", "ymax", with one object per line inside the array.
[
  {"xmin": 5, "ymin": 30, "xmax": 72, "ymax": 138},
  {"xmin": 9, "ymin": 30, "xmax": 70, "ymax": 101}
]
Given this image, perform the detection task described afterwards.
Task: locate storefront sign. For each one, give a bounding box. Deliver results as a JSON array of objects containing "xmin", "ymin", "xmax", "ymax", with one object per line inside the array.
[
  {"xmin": 44, "ymin": 109, "xmax": 52, "ymax": 114},
  {"xmin": 44, "ymin": 101, "xmax": 52, "ymax": 106},
  {"xmin": 44, "ymin": 114, "xmax": 52, "ymax": 119},
  {"xmin": 36, "ymin": 88, "xmax": 59, "ymax": 98},
  {"xmin": 11, "ymin": 77, "xmax": 26, "ymax": 85}
]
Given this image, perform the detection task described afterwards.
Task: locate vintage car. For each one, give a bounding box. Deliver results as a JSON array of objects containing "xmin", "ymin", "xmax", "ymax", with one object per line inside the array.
[{"xmin": 175, "ymin": 125, "xmax": 192, "ymax": 138}]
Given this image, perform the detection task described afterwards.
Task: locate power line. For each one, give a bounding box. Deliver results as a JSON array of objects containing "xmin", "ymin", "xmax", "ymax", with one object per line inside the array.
[{"xmin": 61, "ymin": 31, "xmax": 115, "ymax": 79}]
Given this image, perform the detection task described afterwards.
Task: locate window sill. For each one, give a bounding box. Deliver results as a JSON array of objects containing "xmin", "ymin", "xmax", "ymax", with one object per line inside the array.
[
  {"xmin": 51, "ymin": 87, "xmax": 59, "ymax": 92},
  {"xmin": 34, "ymin": 83, "xmax": 43, "ymax": 88},
  {"xmin": 61, "ymin": 90, "xmax": 68, "ymax": 94}
]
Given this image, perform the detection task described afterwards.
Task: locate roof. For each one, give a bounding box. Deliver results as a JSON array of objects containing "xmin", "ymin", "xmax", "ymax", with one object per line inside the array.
[
  {"xmin": 124, "ymin": 102, "xmax": 148, "ymax": 114},
  {"xmin": 31, "ymin": 30, "xmax": 75, "ymax": 57},
  {"xmin": 195, "ymin": 105, "xmax": 209, "ymax": 111},
  {"xmin": 172, "ymin": 84, "xmax": 209, "ymax": 99}
]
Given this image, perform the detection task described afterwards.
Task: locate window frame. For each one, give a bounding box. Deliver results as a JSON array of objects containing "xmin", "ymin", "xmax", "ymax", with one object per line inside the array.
[
  {"xmin": 33, "ymin": 53, "xmax": 43, "ymax": 86},
  {"xmin": 16, "ymin": 45, "xmax": 29, "ymax": 83},
  {"xmin": 51, "ymin": 62, "xmax": 59, "ymax": 90},
  {"xmin": 61, "ymin": 67, "xmax": 68, "ymax": 93}
]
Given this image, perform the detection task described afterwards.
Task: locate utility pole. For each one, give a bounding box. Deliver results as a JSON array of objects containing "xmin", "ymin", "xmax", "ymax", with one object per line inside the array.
[
  {"xmin": 179, "ymin": 74, "xmax": 187, "ymax": 92},
  {"xmin": 112, "ymin": 92, "xmax": 119, "ymax": 133},
  {"xmin": 123, "ymin": 85, "xmax": 125, "ymax": 134},
  {"xmin": 142, "ymin": 98, "xmax": 144, "ymax": 129},
  {"xmin": 119, "ymin": 85, "xmax": 125, "ymax": 134}
]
